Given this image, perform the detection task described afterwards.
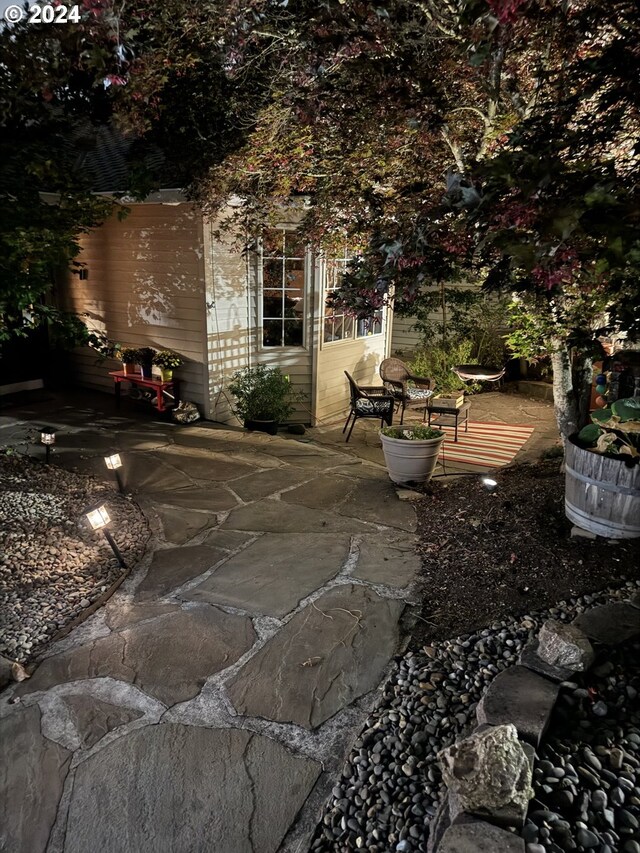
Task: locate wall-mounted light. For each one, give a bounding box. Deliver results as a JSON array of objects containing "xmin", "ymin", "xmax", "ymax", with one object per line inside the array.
[
  {"xmin": 40, "ymin": 427, "xmax": 56, "ymax": 463},
  {"xmin": 84, "ymin": 504, "xmax": 127, "ymax": 568},
  {"xmin": 104, "ymin": 453, "xmax": 124, "ymax": 492},
  {"xmin": 481, "ymin": 476, "xmax": 498, "ymax": 493}
]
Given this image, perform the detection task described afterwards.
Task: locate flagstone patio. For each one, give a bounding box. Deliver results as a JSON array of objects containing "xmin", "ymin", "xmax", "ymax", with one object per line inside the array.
[{"xmin": 0, "ymin": 395, "xmax": 421, "ymax": 853}]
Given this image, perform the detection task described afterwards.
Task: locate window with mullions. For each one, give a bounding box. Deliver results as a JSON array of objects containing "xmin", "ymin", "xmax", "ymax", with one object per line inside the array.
[
  {"xmin": 323, "ymin": 248, "xmax": 384, "ymax": 342},
  {"xmin": 324, "ymin": 250, "xmax": 355, "ymax": 343},
  {"xmin": 261, "ymin": 229, "xmax": 305, "ymax": 347}
]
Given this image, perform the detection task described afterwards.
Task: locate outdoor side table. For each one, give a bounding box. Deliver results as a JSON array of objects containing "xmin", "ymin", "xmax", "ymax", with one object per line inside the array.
[
  {"xmin": 426, "ymin": 400, "xmax": 471, "ymax": 443},
  {"xmin": 108, "ymin": 371, "xmax": 180, "ymax": 414}
]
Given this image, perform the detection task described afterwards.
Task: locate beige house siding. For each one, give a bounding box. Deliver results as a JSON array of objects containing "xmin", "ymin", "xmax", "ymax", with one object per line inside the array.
[
  {"xmin": 60, "ymin": 204, "xmax": 207, "ymax": 406},
  {"xmin": 390, "ymin": 281, "xmax": 482, "ymax": 355},
  {"xmin": 313, "ymin": 318, "xmax": 390, "ymax": 425}
]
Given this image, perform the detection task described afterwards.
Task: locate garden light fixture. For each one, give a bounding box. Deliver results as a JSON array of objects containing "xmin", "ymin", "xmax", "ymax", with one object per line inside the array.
[
  {"xmin": 84, "ymin": 504, "xmax": 127, "ymax": 568},
  {"xmin": 481, "ymin": 476, "xmax": 498, "ymax": 493},
  {"xmin": 104, "ymin": 453, "xmax": 124, "ymax": 492},
  {"xmin": 40, "ymin": 427, "xmax": 56, "ymax": 463}
]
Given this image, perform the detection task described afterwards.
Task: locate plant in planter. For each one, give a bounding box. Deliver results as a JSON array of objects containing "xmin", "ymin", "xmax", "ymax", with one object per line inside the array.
[
  {"xmin": 228, "ymin": 365, "xmax": 304, "ymax": 435},
  {"xmin": 152, "ymin": 349, "xmax": 183, "ymax": 381},
  {"xmin": 136, "ymin": 347, "xmax": 156, "ymax": 379},
  {"xmin": 116, "ymin": 347, "xmax": 142, "ymax": 375},
  {"xmin": 566, "ymin": 398, "xmax": 640, "ymax": 539},
  {"xmin": 380, "ymin": 424, "xmax": 445, "ymax": 486}
]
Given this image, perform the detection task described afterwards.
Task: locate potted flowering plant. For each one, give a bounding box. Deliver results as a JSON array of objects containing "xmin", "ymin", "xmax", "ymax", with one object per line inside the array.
[
  {"xmin": 116, "ymin": 347, "xmax": 142, "ymax": 375},
  {"xmin": 152, "ymin": 349, "xmax": 183, "ymax": 381},
  {"xmin": 380, "ymin": 424, "xmax": 445, "ymax": 485},
  {"xmin": 136, "ymin": 347, "xmax": 156, "ymax": 379}
]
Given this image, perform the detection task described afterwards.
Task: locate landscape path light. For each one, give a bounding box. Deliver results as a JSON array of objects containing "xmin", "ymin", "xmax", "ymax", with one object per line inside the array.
[
  {"xmin": 40, "ymin": 427, "xmax": 56, "ymax": 463},
  {"xmin": 85, "ymin": 503, "xmax": 127, "ymax": 568},
  {"xmin": 481, "ymin": 476, "xmax": 498, "ymax": 493},
  {"xmin": 104, "ymin": 452, "xmax": 124, "ymax": 493}
]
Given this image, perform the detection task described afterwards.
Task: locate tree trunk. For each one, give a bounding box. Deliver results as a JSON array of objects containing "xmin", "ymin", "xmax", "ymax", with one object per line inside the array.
[{"xmin": 550, "ymin": 337, "xmax": 592, "ymax": 441}]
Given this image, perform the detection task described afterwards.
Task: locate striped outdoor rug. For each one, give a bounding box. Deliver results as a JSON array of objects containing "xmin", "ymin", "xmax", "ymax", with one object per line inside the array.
[{"xmin": 435, "ymin": 420, "xmax": 535, "ymax": 468}]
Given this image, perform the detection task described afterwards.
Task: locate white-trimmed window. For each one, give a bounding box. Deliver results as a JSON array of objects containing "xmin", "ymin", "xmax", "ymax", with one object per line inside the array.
[
  {"xmin": 323, "ymin": 249, "xmax": 384, "ymax": 343},
  {"xmin": 261, "ymin": 228, "xmax": 305, "ymax": 348}
]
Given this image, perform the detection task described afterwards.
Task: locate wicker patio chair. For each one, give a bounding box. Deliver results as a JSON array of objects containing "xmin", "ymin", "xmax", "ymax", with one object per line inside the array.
[
  {"xmin": 380, "ymin": 357, "xmax": 433, "ymax": 424},
  {"xmin": 343, "ymin": 371, "xmax": 395, "ymax": 443}
]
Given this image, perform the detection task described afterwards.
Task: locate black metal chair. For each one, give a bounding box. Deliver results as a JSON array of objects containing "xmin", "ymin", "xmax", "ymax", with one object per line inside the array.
[
  {"xmin": 380, "ymin": 357, "xmax": 433, "ymax": 424},
  {"xmin": 343, "ymin": 371, "xmax": 395, "ymax": 442}
]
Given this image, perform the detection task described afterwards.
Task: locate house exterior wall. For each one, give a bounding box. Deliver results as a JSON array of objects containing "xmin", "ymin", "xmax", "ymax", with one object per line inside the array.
[
  {"xmin": 59, "ymin": 204, "xmax": 207, "ymax": 406},
  {"xmin": 203, "ymin": 214, "xmax": 315, "ymax": 425},
  {"xmin": 312, "ymin": 259, "xmax": 392, "ymax": 425}
]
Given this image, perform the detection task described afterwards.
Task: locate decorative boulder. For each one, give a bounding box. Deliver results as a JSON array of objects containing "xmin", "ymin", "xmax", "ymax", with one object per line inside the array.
[
  {"xmin": 537, "ymin": 619, "xmax": 595, "ymax": 671},
  {"xmin": 438, "ymin": 724, "xmax": 534, "ymax": 824}
]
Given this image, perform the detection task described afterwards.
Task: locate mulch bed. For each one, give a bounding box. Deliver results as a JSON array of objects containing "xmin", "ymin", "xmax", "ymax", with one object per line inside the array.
[{"xmin": 413, "ymin": 460, "xmax": 640, "ymax": 644}]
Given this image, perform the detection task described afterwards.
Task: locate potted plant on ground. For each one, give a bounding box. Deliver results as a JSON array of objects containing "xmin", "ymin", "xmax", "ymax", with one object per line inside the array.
[
  {"xmin": 566, "ymin": 397, "xmax": 640, "ymax": 538},
  {"xmin": 228, "ymin": 365, "xmax": 303, "ymax": 435},
  {"xmin": 380, "ymin": 424, "xmax": 446, "ymax": 486},
  {"xmin": 136, "ymin": 347, "xmax": 156, "ymax": 380},
  {"xmin": 116, "ymin": 347, "xmax": 142, "ymax": 376},
  {"xmin": 152, "ymin": 349, "xmax": 183, "ymax": 381}
]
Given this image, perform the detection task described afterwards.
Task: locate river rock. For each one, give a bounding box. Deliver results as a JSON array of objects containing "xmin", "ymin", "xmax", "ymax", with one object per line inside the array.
[
  {"xmin": 476, "ymin": 666, "xmax": 559, "ymax": 746},
  {"xmin": 537, "ymin": 620, "xmax": 595, "ymax": 671},
  {"xmin": 438, "ymin": 814, "xmax": 525, "ymax": 852},
  {"xmin": 573, "ymin": 603, "xmax": 640, "ymax": 645},
  {"xmin": 438, "ymin": 724, "xmax": 534, "ymax": 825}
]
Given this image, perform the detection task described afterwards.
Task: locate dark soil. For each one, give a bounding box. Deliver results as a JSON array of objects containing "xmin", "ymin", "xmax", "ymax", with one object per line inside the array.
[{"xmin": 413, "ymin": 460, "xmax": 640, "ymax": 644}]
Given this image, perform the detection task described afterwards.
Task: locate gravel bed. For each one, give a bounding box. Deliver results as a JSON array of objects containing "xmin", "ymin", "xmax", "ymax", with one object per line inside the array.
[
  {"xmin": 0, "ymin": 453, "xmax": 149, "ymax": 663},
  {"xmin": 525, "ymin": 638, "xmax": 640, "ymax": 853},
  {"xmin": 310, "ymin": 579, "xmax": 640, "ymax": 853}
]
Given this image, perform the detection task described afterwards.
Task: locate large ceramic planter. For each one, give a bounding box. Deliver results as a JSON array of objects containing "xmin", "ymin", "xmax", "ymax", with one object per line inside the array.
[
  {"xmin": 565, "ymin": 435, "xmax": 640, "ymax": 538},
  {"xmin": 380, "ymin": 430, "xmax": 446, "ymax": 486}
]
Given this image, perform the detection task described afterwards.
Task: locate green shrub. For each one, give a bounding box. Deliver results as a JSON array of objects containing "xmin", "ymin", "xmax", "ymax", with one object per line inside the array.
[{"xmin": 408, "ymin": 339, "xmax": 478, "ymax": 395}]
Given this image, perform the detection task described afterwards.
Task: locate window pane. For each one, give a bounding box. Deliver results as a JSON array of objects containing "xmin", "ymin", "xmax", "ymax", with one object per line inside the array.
[
  {"xmin": 262, "ymin": 228, "xmax": 284, "ymax": 257},
  {"xmin": 284, "ymin": 231, "xmax": 305, "ymax": 258},
  {"xmin": 284, "ymin": 320, "xmax": 303, "ymax": 346},
  {"xmin": 357, "ymin": 311, "xmax": 383, "ymax": 337},
  {"xmin": 263, "ymin": 319, "xmax": 282, "ymax": 347},
  {"xmin": 263, "ymin": 259, "xmax": 282, "ymax": 289},
  {"xmin": 263, "ymin": 289, "xmax": 283, "ymax": 318}
]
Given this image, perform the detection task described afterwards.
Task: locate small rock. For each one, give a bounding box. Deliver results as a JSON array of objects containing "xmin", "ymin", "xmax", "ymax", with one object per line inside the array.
[{"xmin": 537, "ymin": 619, "xmax": 594, "ymax": 671}]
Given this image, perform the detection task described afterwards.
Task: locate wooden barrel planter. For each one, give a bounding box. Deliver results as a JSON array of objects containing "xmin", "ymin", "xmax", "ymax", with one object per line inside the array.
[{"xmin": 565, "ymin": 436, "xmax": 640, "ymax": 539}]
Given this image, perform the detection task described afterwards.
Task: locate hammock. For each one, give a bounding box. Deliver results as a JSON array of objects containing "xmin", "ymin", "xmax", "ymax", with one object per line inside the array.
[{"xmin": 452, "ymin": 364, "xmax": 506, "ymax": 383}]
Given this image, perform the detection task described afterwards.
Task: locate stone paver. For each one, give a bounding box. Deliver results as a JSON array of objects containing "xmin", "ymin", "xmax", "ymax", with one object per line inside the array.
[
  {"xmin": 231, "ymin": 466, "xmax": 312, "ymax": 501},
  {"xmin": 63, "ymin": 725, "xmax": 321, "ymax": 853},
  {"xmin": 61, "ymin": 695, "xmax": 143, "ymax": 748},
  {"xmin": 284, "ymin": 477, "xmax": 416, "ymax": 531},
  {"xmin": 145, "ymin": 485, "xmax": 239, "ymax": 512},
  {"xmin": 0, "ymin": 705, "xmax": 71, "ymax": 853},
  {"xmin": 183, "ymin": 533, "xmax": 350, "ymax": 617},
  {"xmin": 104, "ymin": 600, "xmax": 181, "ymax": 630},
  {"xmin": 353, "ymin": 533, "xmax": 421, "ymax": 587},
  {"xmin": 152, "ymin": 505, "xmax": 220, "ymax": 544},
  {"xmin": 154, "ymin": 447, "xmax": 256, "ymax": 481},
  {"xmin": 221, "ymin": 499, "xmax": 377, "ymax": 533},
  {"xmin": 19, "ymin": 608, "xmax": 256, "ymax": 706},
  {"xmin": 123, "ymin": 454, "xmax": 194, "ymax": 493},
  {"xmin": 227, "ymin": 584, "xmax": 405, "ymax": 728},
  {"xmin": 135, "ymin": 544, "xmax": 227, "ymax": 600}
]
